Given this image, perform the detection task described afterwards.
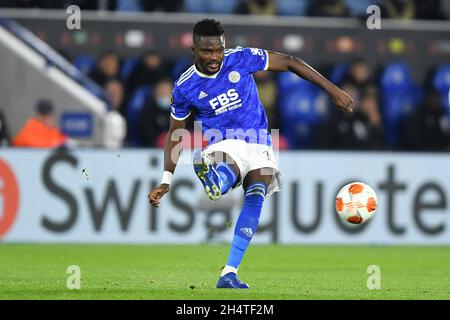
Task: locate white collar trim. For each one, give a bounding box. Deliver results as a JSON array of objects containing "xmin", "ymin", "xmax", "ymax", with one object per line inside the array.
[{"xmin": 194, "ymin": 62, "xmax": 223, "ymax": 79}]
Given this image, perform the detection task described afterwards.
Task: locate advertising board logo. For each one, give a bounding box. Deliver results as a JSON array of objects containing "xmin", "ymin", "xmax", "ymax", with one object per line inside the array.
[
  {"xmin": 0, "ymin": 158, "xmax": 20, "ymax": 239},
  {"xmin": 61, "ymin": 112, "xmax": 93, "ymax": 138}
]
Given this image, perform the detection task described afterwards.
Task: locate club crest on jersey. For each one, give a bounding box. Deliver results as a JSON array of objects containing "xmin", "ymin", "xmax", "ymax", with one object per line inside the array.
[{"xmin": 228, "ymin": 71, "xmax": 241, "ymax": 83}]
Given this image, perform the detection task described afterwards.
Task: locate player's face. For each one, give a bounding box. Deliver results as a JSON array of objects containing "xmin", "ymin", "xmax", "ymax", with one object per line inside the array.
[{"xmin": 192, "ymin": 35, "xmax": 225, "ymax": 75}]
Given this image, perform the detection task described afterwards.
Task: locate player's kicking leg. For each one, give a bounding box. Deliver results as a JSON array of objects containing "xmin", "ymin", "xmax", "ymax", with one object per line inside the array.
[
  {"xmin": 216, "ymin": 168, "xmax": 273, "ymax": 289},
  {"xmin": 193, "ymin": 149, "xmax": 240, "ymax": 201}
]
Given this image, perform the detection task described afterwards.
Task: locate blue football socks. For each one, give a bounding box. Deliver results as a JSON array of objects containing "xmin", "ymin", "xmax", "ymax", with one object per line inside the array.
[{"xmin": 225, "ymin": 183, "xmax": 267, "ymax": 270}]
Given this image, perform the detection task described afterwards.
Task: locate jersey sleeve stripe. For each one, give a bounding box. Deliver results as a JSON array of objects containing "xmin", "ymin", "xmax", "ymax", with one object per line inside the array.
[
  {"xmin": 176, "ymin": 70, "xmax": 196, "ymax": 86},
  {"xmin": 224, "ymin": 48, "xmax": 243, "ymax": 56},
  {"xmin": 179, "ymin": 65, "xmax": 194, "ymax": 77},
  {"xmin": 176, "ymin": 66, "xmax": 195, "ymax": 86},
  {"xmin": 171, "ymin": 111, "xmax": 191, "ymax": 121}
]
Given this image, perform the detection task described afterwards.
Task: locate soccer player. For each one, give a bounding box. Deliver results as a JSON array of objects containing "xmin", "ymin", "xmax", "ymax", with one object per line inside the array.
[{"xmin": 149, "ymin": 19, "xmax": 353, "ymax": 289}]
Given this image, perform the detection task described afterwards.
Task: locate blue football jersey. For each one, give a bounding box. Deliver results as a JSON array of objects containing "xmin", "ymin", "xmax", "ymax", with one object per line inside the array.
[{"xmin": 171, "ymin": 47, "xmax": 271, "ymax": 146}]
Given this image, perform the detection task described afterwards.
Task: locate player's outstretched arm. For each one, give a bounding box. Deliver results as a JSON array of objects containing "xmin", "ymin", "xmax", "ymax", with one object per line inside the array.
[
  {"xmin": 148, "ymin": 117, "xmax": 186, "ymax": 208},
  {"xmin": 267, "ymin": 51, "xmax": 353, "ymax": 112}
]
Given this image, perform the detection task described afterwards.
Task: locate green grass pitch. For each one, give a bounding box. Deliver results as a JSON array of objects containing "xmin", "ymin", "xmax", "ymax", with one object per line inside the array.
[{"xmin": 0, "ymin": 244, "xmax": 449, "ymax": 300}]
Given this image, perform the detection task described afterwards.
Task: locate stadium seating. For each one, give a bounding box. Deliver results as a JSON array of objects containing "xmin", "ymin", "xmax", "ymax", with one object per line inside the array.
[
  {"xmin": 73, "ymin": 55, "xmax": 96, "ymax": 75},
  {"xmin": 184, "ymin": 0, "xmax": 208, "ymax": 13},
  {"xmin": 115, "ymin": 0, "xmax": 143, "ymax": 12},
  {"xmin": 344, "ymin": 0, "xmax": 381, "ymax": 16},
  {"xmin": 277, "ymin": 71, "xmax": 308, "ymax": 91},
  {"xmin": 172, "ymin": 56, "xmax": 193, "ymax": 80},
  {"xmin": 120, "ymin": 57, "xmax": 139, "ymax": 81},
  {"xmin": 380, "ymin": 62, "xmax": 423, "ymax": 146},
  {"xmin": 275, "ymin": 0, "xmax": 310, "ymax": 16},
  {"xmin": 207, "ymin": 0, "xmax": 239, "ymax": 14},
  {"xmin": 126, "ymin": 85, "xmax": 152, "ymax": 146},
  {"xmin": 184, "ymin": 0, "xmax": 239, "ymax": 14},
  {"xmin": 381, "ymin": 63, "xmax": 413, "ymax": 91},
  {"xmin": 278, "ymin": 74, "xmax": 329, "ymax": 148},
  {"xmin": 432, "ymin": 64, "xmax": 450, "ymax": 109},
  {"xmin": 330, "ymin": 62, "xmax": 349, "ymax": 85}
]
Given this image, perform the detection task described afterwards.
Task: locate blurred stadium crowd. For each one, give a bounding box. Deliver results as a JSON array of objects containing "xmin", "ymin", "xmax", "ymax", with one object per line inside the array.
[
  {"xmin": 3, "ymin": 47, "xmax": 449, "ymax": 152},
  {"xmin": 1, "ymin": 0, "xmax": 449, "ymax": 20},
  {"xmin": 0, "ymin": 0, "xmax": 449, "ymax": 152},
  {"xmin": 82, "ymin": 50, "xmax": 450, "ymax": 152}
]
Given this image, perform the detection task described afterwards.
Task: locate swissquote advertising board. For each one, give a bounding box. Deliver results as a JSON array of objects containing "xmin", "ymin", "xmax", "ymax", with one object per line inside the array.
[{"xmin": 1, "ymin": 149, "xmax": 449, "ymax": 244}]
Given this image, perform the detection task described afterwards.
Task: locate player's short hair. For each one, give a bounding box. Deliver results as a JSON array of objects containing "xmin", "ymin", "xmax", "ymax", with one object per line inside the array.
[{"xmin": 193, "ymin": 19, "xmax": 225, "ymax": 42}]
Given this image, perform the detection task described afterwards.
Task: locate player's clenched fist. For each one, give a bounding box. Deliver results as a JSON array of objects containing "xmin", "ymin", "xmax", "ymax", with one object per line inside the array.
[
  {"xmin": 148, "ymin": 184, "xmax": 170, "ymax": 208},
  {"xmin": 331, "ymin": 88, "xmax": 354, "ymax": 113}
]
